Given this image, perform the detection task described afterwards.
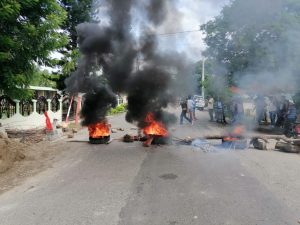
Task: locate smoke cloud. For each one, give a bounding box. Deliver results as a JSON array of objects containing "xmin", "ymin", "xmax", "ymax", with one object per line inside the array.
[
  {"xmin": 65, "ymin": 0, "xmax": 192, "ymax": 127},
  {"xmin": 205, "ymin": 0, "xmax": 300, "ymax": 95}
]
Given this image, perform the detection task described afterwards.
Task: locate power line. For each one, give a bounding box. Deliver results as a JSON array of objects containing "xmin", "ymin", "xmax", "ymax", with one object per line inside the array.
[{"xmin": 156, "ymin": 29, "xmax": 201, "ymax": 36}]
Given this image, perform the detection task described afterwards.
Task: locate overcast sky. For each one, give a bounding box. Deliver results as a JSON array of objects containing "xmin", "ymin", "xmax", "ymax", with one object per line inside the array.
[
  {"xmin": 155, "ymin": 0, "xmax": 230, "ymax": 62},
  {"xmin": 49, "ymin": 0, "xmax": 229, "ymax": 67},
  {"xmin": 94, "ymin": 0, "xmax": 230, "ymax": 62}
]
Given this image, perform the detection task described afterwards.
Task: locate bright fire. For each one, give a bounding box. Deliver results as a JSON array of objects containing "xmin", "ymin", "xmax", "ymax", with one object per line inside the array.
[
  {"xmin": 223, "ymin": 125, "xmax": 245, "ymax": 142},
  {"xmin": 143, "ymin": 113, "xmax": 168, "ymax": 136},
  {"xmin": 88, "ymin": 121, "xmax": 111, "ymax": 138}
]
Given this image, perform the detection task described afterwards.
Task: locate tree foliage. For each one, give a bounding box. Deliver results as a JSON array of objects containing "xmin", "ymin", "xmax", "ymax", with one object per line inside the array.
[
  {"xmin": 0, "ymin": 0, "xmax": 67, "ymax": 98},
  {"xmin": 201, "ymin": 0, "xmax": 300, "ymax": 92},
  {"xmin": 194, "ymin": 59, "xmax": 232, "ymax": 101},
  {"xmin": 30, "ymin": 67, "xmax": 56, "ymax": 87},
  {"xmin": 50, "ymin": 0, "xmax": 93, "ymax": 90}
]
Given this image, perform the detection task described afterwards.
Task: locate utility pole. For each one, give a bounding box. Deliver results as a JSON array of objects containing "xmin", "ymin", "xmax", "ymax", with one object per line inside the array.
[{"xmin": 202, "ymin": 58, "xmax": 205, "ymax": 98}]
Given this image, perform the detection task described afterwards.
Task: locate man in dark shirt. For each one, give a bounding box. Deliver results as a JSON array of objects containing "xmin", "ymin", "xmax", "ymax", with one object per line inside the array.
[{"xmin": 180, "ymin": 98, "xmax": 192, "ymax": 125}]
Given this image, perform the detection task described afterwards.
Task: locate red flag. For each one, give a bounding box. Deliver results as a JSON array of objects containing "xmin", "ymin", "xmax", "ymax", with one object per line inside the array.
[{"xmin": 44, "ymin": 111, "xmax": 53, "ymax": 131}]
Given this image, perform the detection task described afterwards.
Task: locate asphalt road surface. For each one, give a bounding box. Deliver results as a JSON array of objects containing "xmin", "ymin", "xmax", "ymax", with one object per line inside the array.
[{"xmin": 0, "ymin": 110, "xmax": 299, "ymax": 225}]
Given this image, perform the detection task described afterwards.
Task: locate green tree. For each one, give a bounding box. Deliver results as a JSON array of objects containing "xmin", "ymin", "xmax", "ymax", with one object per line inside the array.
[
  {"xmin": 0, "ymin": 0, "xmax": 67, "ymax": 98},
  {"xmin": 50, "ymin": 0, "xmax": 93, "ymax": 90},
  {"xmin": 194, "ymin": 59, "xmax": 231, "ymax": 101},
  {"xmin": 30, "ymin": 67, "xmax": 56, "ymax": 88},
  {"xmin": 201, "ymin": 0, "xmax": 300, "ymax": 91}
]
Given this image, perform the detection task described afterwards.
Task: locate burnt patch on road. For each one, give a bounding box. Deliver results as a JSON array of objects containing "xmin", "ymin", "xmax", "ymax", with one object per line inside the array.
[{"xmin": 159, "ymin": 173, "xmax": 178, "ymax": 180}]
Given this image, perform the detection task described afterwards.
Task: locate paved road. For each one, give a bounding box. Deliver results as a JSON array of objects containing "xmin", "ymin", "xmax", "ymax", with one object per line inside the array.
[{"xmin": 0, "ymin": 110, "xmax": 299, "ymax": 225}]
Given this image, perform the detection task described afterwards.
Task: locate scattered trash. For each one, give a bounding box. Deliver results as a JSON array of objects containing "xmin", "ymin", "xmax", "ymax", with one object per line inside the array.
[
  {"xmin": 72, "ymin": 128, "xmax": 78, "ymax": 134},
  {"xmin": 250, "ymin": 138, "xmax": 267, "ymax": 150},
  {"xmin": 106, "ymin": 138, "xmax": 113, "ymax": 144},
  {"xmin": 159, "ymin": 173, "xmax": 178, "ymax": 180},
  {"xmin": 275, "ymin": 142, "xmax": 300, "ymax": 153},
  {"xmin": 191, "ymin": 139, "xmax": 217, "ymax": 153}
]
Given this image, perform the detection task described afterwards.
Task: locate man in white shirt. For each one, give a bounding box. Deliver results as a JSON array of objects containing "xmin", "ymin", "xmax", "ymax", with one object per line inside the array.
[{"xmin": 187, "ymin": 95, "xmax": 194, "ymax": 125}]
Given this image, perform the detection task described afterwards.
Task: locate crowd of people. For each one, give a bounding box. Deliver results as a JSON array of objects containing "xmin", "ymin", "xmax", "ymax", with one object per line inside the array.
[
  {"xmin": 179, "ymin": 94, "xmax": 298, "ymax": 132},
  {"xmin": 254, "ymin": 95, "xmax": 298, "ymax": 133},
  {"xmin": 180, "ymin": 95, "xmax": 197, "ymax": 125},
  {"xmin": 206, "ymin": 96, "xmax": 244, "ymax": 125}
]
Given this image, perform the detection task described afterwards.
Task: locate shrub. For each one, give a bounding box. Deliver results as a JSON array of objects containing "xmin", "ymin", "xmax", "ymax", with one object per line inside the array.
[{"xmin": 108, "ymin": 104, "xmax": 127, "ymax": 115}]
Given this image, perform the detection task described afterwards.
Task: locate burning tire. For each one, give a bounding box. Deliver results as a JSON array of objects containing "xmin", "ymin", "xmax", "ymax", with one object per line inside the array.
[
  {"xmin": 89, "ymin": 136, "xmax": 110, "ymax": 144},
  {"xmin": 88, "ymin": 121, "xmax": 111, "ymax": 144}
]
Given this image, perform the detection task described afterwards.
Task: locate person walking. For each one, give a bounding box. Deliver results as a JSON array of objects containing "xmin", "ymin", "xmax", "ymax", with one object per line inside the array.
[
  {"xmin": 180, "ymin": 98, "xmax": 192, "ymax": 125},
  {"xmin": 207, "ymin": 96, "xmax": 214, "ymax": 121}
]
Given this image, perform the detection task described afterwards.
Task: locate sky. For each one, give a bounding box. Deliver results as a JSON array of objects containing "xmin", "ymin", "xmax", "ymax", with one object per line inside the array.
[
  {"xmin": 45, "ymin": 0, "xmax": 229, "ymax": 72},
  {"xmin": 155, "ymin": 0, "xmax": 230, "ymax": 62},
  {"xmin": 94, "ymin": 0, "xmax": 230, "ymax": 62}
]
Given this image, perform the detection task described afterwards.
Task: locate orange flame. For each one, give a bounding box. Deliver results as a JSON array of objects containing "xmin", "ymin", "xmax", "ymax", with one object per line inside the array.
[
  {"xmin": 143, "ymin": 113, "xmax": 168, "ymax": 136},
  {"xmin": 223, "ymin": 125, "xmax": 245, "ymax": 141},
  {"xmin": 88, "ymin": 122, "xmax": 111, "ymax": 138}
]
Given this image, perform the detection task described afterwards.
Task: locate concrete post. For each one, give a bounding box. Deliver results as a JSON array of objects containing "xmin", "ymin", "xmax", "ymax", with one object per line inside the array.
[
  {"xmin": 32, "ymin": 99, "xmax": 37, "ymax": 113},
  {"xmin": 14, "ymin": 99, "xmax": 20, "ymax": 115},
  {"xmin": 59, "ymin": 98, "xmax": 63, "ymax": 122},
  {"xmin": 59, "ymin": 98, "xmax": 63, "ymax": 112},
  {"xmin": 47, "ymin": 99, "xmax": 51, "ymax": 112}
]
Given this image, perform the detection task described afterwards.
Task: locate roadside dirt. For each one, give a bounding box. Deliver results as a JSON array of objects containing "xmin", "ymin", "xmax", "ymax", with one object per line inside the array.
[
  {"xmin": 0, "ymin": 138, "xmax": 26, "ymax": 173},
  {"xmin": 0, "ymin": 137, "xmax": 66, "ymax": 195}
]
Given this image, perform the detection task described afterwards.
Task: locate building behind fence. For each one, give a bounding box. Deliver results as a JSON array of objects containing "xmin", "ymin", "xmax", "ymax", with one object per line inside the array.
[
  {"xmin": 0, "ymin": 86, "xmax": 71, "ymax": 129},
  {"xmin": 0, "ymin": 86, "xmax": 127, "ymax": 130}
]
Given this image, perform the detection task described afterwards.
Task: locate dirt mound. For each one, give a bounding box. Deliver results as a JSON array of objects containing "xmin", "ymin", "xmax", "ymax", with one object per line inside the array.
[{"xmin": 0, "ymin": 138, "xmax": 26, "ymax": 173}]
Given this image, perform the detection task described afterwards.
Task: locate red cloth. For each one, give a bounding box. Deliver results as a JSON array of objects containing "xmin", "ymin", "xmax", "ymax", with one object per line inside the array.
[{"xmin": 44, "ymin": 111, "xmax": 53, "ymax": 131}]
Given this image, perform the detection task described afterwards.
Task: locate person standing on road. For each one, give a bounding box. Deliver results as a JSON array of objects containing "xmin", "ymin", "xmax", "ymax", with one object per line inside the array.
[
  {"xmin": 180, "ymin": 98, "xmax": 192, "ymax": 125},
  {"xmin": 268, "ymin": 97, "xmax": 277, "ymax": 126},
  {"xmin": 255, "ymin": 95, "xmax": 265, "ymax": 125},
  {"xmin": 192, "ymin": 97, "xmax": 197, "ymax": 120},
  {"xmin": 284, "ymin": 100, "xmax": 297, "ymax": 135},
  {"xmin": 208, "ymin": 96, "xmax": 214, "ymax": 121},
  {"xmin": 187, "ymin": 95, "xmax": 194, "ymax": 125}
]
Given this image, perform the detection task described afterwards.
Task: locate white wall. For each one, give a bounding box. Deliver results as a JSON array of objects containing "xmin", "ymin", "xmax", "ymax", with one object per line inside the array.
[{"xmin": 0, "ymin": 99, "xmax": 62, "ymax": 130}]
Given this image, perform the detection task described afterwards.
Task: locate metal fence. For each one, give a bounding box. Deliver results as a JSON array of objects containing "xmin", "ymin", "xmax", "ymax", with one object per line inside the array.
[{"xmin": 0, "ymin": 95, "xmax": 16, "ymax": 119}]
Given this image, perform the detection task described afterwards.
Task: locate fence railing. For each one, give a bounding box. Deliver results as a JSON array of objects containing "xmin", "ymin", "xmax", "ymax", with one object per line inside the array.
[
  {"xmin": 0, "ymin": 95, "xmax": 16, "ymax": 119},
  {"xmin": 0, "ymin": 95, "xmax": 64, "ymax": 129}
]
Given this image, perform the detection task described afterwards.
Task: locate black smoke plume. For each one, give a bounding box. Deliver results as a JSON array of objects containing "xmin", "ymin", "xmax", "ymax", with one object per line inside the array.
[{"xmin": 65, "ymin": 0, "xmax": 187, "ymax": 128}]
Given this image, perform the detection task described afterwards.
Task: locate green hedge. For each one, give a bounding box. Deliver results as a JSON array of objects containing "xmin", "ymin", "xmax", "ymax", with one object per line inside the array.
[{"xmin": 108, "ymin": 104, "xmax": 127, "ymax": 115}]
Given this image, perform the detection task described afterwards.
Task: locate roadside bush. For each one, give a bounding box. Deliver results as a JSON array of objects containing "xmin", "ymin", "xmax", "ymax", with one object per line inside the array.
[{"xmin": 108, "ymin": 104, "xmax": 127, "ymax": 115}]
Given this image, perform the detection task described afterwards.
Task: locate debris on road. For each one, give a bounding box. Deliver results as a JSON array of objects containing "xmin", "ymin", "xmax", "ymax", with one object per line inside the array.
[
  {"xmin": 250, "ymin": 138, "xmax": 267, "ymax": 150},
  {"xmin": 72, "ymin": 128, "xmax": 78, "ymax": 133},
  {"xmin": 143, "ymin": 136, "xmax": 154, "ymax": 147},
  {"xmin": 123, "ymin": 134, "xmax": 145, "ymax": 142},
  {"xmin": 275, "ymin": 141, "xmax": 300, "ymax": 153},
  {"xmin": 106, "ymin": 138, "xmax": 114, "ymax": 144}
]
